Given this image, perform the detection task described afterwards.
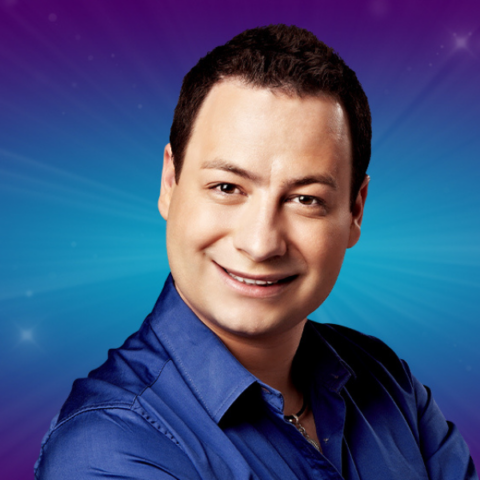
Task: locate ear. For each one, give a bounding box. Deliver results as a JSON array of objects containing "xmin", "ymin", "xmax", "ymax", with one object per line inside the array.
[
  {"xmin": 347, "ymin": 175, "xmax": 369, "ymax": 248},
  {"xmin": 158, "ymin": 144, "xmax": 177, "ymax": 220}
]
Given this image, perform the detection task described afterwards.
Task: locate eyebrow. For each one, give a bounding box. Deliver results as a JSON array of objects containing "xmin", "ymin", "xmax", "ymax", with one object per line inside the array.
[
  {"xmin": 201, "ymin": 159, "xmax": 260, "ymax": 182},
  {"xmin": 201, "ymin": 158, "xmax": 337, "ymax": 190},
  {"xmin": 283, "ymin": 174, "xmax": 337, "ymax": 190}
]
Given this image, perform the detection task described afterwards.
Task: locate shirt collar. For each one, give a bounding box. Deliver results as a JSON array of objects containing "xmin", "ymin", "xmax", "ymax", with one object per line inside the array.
[
  {"xmin": 293, "ymin": 320, "xmax": 356, "ymax": 395},
  {"xmin": 148, "ymin": 274, "xmax": 354, "ymax": 423},
  {"xmin": 148, "ymin": 274, "xmax": 257, "ymax": 424}
]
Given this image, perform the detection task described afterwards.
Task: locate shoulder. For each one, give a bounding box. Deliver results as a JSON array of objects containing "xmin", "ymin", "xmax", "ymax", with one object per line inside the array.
[
  {"xmin": 57, "ymin": 317, "xmax": 170, "ymax": 421},
  {"xmin": 307, "ymin": 321, "xmax": 414, "ymax": 391},
  {"xmin": 309, "ymin": 321, "xmax": 402, "ymax": 362},
  {"xmin": 35, "ymin": 318, "xmax": 202, "ymax": 479},
  {"xmin": 35, "ymin": 407, "xmax": 200, "ymax": 480},
  {"xmin": 315, "ymin": 322, "xmax": 397, "ymax": 352}
]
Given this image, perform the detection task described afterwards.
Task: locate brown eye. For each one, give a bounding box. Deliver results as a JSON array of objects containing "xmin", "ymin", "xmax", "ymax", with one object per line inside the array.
[
  {"xmin": 297, "ymin": 195, "xmax": 316, "ymax": 205},
  {"xmin": 218, "ymin": 183, "xmax": 238, "ymax": 194}
]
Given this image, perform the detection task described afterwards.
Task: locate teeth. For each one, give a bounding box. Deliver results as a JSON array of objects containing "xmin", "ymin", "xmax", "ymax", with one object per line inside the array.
[{"xmin": 228, "ymin": 272, "xmax": 278, "ymax": 286}]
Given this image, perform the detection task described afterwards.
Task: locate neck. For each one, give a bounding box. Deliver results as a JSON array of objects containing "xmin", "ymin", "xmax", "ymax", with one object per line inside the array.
[{"xmin": 211, "ymin": 320, "xmax": 307, "ymax": 416}]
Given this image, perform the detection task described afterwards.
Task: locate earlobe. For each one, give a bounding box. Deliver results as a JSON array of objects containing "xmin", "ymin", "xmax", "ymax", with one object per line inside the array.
[
  {"xmin": 347, "ymin": 175, "xmax": 369, "ymax": 248},
  {"xmin": 158, "ymin": 144, "xmax": 177, "ymax": 220}
]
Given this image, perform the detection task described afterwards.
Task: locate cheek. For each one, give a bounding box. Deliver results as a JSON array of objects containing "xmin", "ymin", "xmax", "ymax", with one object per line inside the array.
[
  {"xmin": 168, "ymin": 198, "xmax": 229, "ymax": 253},
  {"xmin": 301, "ymin": 221, "xmax": 351, "ymax": 273}
]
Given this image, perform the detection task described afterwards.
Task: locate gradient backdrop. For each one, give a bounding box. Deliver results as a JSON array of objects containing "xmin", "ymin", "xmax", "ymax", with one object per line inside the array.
[{"xmin": 1, "ymin": 0, "xmax": 479, "ymax": 478}]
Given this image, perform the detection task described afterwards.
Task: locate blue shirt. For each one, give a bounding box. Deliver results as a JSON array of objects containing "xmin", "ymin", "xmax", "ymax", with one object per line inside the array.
[{"xmin": 35, "ymin": 275, "xmax": 477, "ymax": 479}]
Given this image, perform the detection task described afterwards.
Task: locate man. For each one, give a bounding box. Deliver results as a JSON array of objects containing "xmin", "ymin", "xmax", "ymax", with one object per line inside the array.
[{"xmin": 35, "ymin": 25, "xmax": 477, "ymax": 479}]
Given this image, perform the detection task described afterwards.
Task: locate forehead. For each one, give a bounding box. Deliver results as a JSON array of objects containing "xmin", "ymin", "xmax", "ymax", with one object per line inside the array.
[
  {"xmin": 183, "ymin": 80, "xmax": 352, "ymax": 183},
  {"xmin": 195, "ymin": 80, "xmax": 348, "ymax": 136}
]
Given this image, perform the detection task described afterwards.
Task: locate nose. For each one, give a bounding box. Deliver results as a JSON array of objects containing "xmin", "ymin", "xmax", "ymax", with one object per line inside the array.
[{"xmin": 233, "ymin": 197, "xmax": 287, "ymax": 262}]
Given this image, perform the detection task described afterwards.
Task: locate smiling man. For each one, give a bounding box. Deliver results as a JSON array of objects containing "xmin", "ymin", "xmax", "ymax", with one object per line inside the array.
[{"xmin": 35, "ymin": 25, "xmax": 477, "ymax": 480}]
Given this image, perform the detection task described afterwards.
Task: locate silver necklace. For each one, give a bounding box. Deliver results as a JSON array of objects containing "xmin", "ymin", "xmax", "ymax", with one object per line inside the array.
[{"xmin": 284, "ymin": 399, "xmax": 321, "ymax": 452}]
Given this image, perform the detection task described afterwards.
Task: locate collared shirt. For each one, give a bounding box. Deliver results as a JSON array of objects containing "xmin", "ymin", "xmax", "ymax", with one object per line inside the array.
[{"xmin": 35, "ymin": 275, "xmax": 477, "ymax": 480}]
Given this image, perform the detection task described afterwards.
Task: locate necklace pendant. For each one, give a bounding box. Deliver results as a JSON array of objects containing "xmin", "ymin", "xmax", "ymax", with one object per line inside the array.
[
  {"xmin": 284, "ymin": 398, "xmax": 322, "ymax": 453},
  {"xmin": 307, "ymin": 437, "xmax": 321, "ymax": 451},
  {"xmin": 285, "ymin": 415, "xmax": 321, "ymax": 452}
]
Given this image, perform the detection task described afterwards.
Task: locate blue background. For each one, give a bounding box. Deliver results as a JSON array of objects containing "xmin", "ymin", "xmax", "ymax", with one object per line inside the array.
[{"xmin": 1, "ymin": 0, "xmax": 479, "ymax": 478}]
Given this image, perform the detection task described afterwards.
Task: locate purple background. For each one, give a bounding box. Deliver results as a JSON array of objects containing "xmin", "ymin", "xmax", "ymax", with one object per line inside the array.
[{"xmin": 1, "ymin": 0, "xmax": 479, "ymax": 478}]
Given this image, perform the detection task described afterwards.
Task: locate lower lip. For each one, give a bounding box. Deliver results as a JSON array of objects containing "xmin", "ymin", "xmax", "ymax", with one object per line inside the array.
[{"xmin": 214, "ymin": 263, "xmax": 295, "ymax": 299}]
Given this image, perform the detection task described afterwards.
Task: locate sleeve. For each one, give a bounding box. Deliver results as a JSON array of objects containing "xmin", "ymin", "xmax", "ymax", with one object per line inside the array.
[
  {"xmin": 411, "ymin": 373, "xmax": 478, "ymax": 480},
  {"xmin": 34, "ymin": 408, "xmax": 203, "ymax": 480}
]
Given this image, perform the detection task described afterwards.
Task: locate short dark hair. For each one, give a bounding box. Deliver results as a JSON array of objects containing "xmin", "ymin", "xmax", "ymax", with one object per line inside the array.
[{"xmin": 170, "ymin": 24, "xmax": 371, "ymax": 210}]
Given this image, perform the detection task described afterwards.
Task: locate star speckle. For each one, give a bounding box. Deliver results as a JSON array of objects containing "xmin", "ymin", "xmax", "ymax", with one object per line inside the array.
[
  {"xmin": 14, "ymin": 324, "xmax": 44, "ymax": 351},
  {"xmin": 20, "ymin": 329, "xmax": 34, "ymax": 342},
  {"xmin": 453, "ymin": 32, "xmax": 473, "ymax": 51},
  {"xmin": 369, "ymin": 0, "xmax": 389, "ymax": 18},
  {"xmin": 454, "ymin": 36, "xmax": 468, "ymax": 49}
]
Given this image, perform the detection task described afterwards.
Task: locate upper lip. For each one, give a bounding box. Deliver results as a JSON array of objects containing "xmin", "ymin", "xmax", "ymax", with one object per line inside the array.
[{"xmin": 216, "ymin": 262, "xmax": 297, "ymax": 282}]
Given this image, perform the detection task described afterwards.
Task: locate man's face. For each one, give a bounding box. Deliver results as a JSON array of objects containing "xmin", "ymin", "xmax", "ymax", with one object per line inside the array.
[{"xmin": 159, "ymin": 80, "xmax": 368, "ymax": 341}]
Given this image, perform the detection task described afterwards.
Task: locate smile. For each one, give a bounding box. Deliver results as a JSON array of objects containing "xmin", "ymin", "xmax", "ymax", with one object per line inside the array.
[
  {"xmin": 213, "ymin": 262, "xmax": 298, "ymax": 299},
  {"xmin": 219, "ymin": 264, "xmax": 297, "ymax": 287},
  {"xmin": 227, "ymin": 272, "xmax": 278, "ymax": 286}
]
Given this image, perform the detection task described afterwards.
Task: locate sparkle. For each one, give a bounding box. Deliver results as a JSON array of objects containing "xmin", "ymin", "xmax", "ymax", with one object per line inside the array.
[
  {"xmin": 369, "ymin": 0, "xmax": 389, "ymax": 18},
  {"xmin": 20, "ymin": 329, "xmax": 34, "ymax": 342},
  {"xmin": 453, "ymin": 32, "xmax": 472, "ymax": 51},
  {"xmin": 455, "ymin": 36, "xmax": 468, "ymax": 49},
  {"xmin": 13, "ymin": 323, "xmax": 44, "ymax": 351}
]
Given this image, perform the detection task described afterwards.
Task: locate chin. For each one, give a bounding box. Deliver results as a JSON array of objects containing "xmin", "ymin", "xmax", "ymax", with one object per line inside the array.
[
  {"xmin": 210, "ymin": 307, "xmax": 297, "ymax": 339},
  {"xmin": 211, "ymin": 315, "xmax": 268, "ymax": 337}
]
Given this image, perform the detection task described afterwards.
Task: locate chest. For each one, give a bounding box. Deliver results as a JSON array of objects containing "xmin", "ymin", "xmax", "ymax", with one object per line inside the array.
[{"xmin": 140, "ymin": 366, "xmax": 428, "ymax": 480}]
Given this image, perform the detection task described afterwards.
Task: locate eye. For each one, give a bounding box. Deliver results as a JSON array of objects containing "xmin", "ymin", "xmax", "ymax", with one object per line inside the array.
[
  {"xmin": 286, "ymin": 194, "xmax": 327, "ymax": 216},
  {"xmin": 291, "ymin": 195, "xmax": 321, "ymax": 206},
  {"xmin": 214, "ymin": 183, "xmax": 241, "ymax": 194}
]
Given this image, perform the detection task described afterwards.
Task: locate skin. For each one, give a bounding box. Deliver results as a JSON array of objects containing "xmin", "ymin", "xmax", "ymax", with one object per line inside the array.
[{"xmin": 159, "ymin": 79, "xmax": 369, "ymax": 446}]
